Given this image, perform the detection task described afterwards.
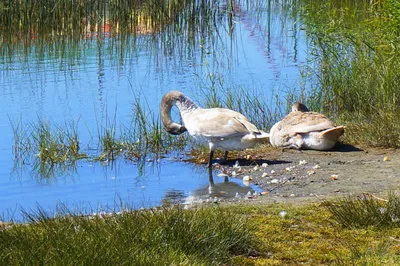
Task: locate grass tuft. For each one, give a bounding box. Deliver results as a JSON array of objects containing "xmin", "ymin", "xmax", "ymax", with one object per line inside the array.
[
  {"xmin": 0, "ymin": 204, "xmax": 256, "ymax": 265},
  {"xmin": 326, "ymin": 192, "xmax": 400, "ymax": 229}
]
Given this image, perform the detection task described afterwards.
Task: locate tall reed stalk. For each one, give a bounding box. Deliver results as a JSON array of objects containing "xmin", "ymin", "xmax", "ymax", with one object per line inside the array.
[{"xmin": 300, "ymin": 0, "xmax": 400, "ymax": 147}]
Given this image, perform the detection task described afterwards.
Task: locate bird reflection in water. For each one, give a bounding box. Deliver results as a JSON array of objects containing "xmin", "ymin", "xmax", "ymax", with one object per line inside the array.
[{"xmin": 163, "ymin": 168, "xmax": 257, "ymax": 206}]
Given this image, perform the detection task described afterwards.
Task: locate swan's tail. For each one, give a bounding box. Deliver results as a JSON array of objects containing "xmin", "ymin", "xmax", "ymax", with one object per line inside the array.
[
  {"xmin": 320, "ymin": 126, "xmax": 345, "ymax": 141},
  {"xmin": 243, "ymin": 130, "xmax": 270, "ymax": 142}
]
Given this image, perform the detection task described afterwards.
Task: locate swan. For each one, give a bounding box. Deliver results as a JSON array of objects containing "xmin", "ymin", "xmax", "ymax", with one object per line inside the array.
[
  {"xmin": 161, "ymin": 90, "xmax": 269, "ymax": 167},
  {"xmin": 269, "ymin": 102, "xmax": 345, "ymax": 150}
]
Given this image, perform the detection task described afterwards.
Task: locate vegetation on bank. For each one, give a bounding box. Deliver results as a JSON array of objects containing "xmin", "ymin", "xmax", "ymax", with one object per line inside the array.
[
  {"xmin": 299, "ymin": 0, "xmax": 400, "ymax": 147},
  {"xmin": 1, "ymin": 194, "xmax": 400, "ymax": 265}
]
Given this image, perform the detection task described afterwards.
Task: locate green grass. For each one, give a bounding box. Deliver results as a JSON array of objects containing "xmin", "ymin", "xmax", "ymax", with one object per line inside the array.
[
  {"xmin": 3, "ymin": 195, "xmax": 400, "ymax": 265},
  {"xmin": 299, "ymin": 0, "xmax": 400, "ymax": 148},
  {"xmin": 0, "ymin": 204, "xmax": 256, "ymax": 265}
]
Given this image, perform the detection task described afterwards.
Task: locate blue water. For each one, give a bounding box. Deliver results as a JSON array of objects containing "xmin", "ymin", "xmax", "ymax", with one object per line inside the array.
[{"xmin": 0, "ymin": 1, "xmax": 308, "ymax": 221}]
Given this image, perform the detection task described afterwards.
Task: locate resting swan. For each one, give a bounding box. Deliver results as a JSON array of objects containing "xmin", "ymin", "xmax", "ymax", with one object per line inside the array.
[
  {"xmin": 269, "ymin": 102, "xmax": 345, "ymax": 150},
  {"xmin": 161, "ymin": 91, "xmax": 269, "ymax": 167}
]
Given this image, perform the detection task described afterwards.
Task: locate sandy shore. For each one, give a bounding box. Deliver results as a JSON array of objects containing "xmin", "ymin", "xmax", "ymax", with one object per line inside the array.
[{"xmin": 212, "ymin": 144, "xmax": 400, "ymax": 204}]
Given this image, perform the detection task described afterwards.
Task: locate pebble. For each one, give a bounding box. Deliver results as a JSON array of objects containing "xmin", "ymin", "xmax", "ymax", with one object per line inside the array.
[
  {"xmin": 270, "ymin": 170, "xmax": 276, "ymax": 174},
  {"xmin": 313, "ymin": 164, "xmax": 321, "ymax": 169},
  {"xmin": 383, "ymin": 156, "xmax": 390, "ymax": 161},
  {"xmin": 299, "ymin": 160, "xmax": 307, "ymax": 165},
  {"xmin": 331, "ymin": 174, "xmax": 338, "ymax": 180},
  {"xmin": 261, "ymin": 163, "xmax": 268, "ymax": 168},
  {"xmin": 279, "ymin": 210, "xmax": 287, "ymax": 218},
  {"xmin": 243, "ymin": 175, "xmax": 252, "ymax": 181},
  {"xmin": 270, "ymin": 179, "xmax": 279, "ymax": 184},
  {"xmin": 261, "ymin": 172, "xmax": 268, "ymax": 178}
]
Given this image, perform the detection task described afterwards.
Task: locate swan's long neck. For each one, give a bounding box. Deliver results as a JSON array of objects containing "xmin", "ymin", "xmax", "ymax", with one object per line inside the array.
[{"xmin": 161, "ymin": 91, "xmax": 198, "ymax": 135}]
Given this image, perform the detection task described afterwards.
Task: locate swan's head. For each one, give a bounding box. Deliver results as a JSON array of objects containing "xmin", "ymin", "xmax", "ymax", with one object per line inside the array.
[
  {"xmin": 292, "ymin": 102, "xmax": 309, "ymax": 112},
  {"xmin": 161, "ymin": 91, "xmax": 187, "ymax": 135}
]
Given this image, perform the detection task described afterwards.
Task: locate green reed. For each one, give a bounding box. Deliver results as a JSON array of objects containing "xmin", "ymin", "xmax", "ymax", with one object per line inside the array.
[
  {"xmin": 11, "ymin": 118, "xmax": 88, "ymax": 179},
  {"xmin": 299, "ymin": 0, "xmax": 400, "ymax": 147},
  {"xmin": 194, "ymin": 71, "xmax": 286, "ymax": 131},
  {"xmin": 0, "ymin": 204, "xmax": 256, "ymax": 265},
  {"xmin": 120, "ymin": 93, "xmax": 187, "ymax": 161}
]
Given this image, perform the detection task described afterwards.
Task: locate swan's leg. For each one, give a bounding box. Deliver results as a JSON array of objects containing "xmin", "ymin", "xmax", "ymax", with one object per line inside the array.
[{"xmin": 208, "ymin": 150, "xmax": 215, "ymax": 168}]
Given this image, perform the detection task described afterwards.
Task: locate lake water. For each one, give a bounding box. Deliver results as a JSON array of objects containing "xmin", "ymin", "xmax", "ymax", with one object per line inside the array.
[{"xmin": 0, "ymin": 0, "xmax": 308, "ymax": 221}]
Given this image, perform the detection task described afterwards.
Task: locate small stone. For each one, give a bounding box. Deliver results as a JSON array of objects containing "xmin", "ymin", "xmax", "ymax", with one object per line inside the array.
[
  {"xmin": 270, "ymin": 170, "xmax": 276, "ymax": 174},
  {"xmin": 270, "ymin": 179, "xmax": 279, "ymax": 184},
  {"xmin": 299, "ymin": 160, "xmax": 307, "ymax": 165},
  {"xmin": 261, "ymin": 191, "xmax": 269, "ymax": 195},
  {"xmin": 307, "ymin": 170, "xmax": 315, "ymax": 175},
  {"xmin": 233, "ymin": 161, "xmax": 240, "ymax": 168},
  {"xmin": 383, "ymin": 156, "xmax": 390, "ymax": 162},
  {"xmin": 246, "ymin": 155, "xmax": 253, "ymax": 160},
  {"xmin": 279, "ymin": 211, "xmax": 287, "ymax": 218},
  {"xmin": 243, "ymin": 175, "xmax": 252, "ymax": 181},
  {"xmin": 331, "ymin": 174, "xmax": 338, "ymax": 180},
  {"xmin": 253, "ymin": 165, "xmax": 259, "ymax": 171},
  {"xmin": 261, "ymin": 163, "xmax": 268, "ymax": 168},
  {"xmin": 218, "ymin": 173, "xmax": 229, "ymax": 177},
  {"xmin": 313, "ymin": 164, "xmax": 321, "ymax": 169},
  {"xmin": 261, "ymin": 172, "xmax": 268, "ymax": 178}
]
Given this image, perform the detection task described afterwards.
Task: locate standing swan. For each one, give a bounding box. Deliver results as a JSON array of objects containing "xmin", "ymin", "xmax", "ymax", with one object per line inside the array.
[
  {"xmin": 269, "ymin": 102, "xmax": 345, "ymax": 150},
  {"xmin": 161, "ymin": 91, "xmax": 269, "ymax": 167}
]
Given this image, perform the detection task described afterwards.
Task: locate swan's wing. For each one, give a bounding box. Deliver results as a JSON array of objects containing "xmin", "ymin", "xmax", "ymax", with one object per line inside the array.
[
  {"xmin": 280, "ymin": 112, "xmax": 337, "ymax": 135},
  {"xmin": 189, "ymin": 108, "xmax": 262, "ymax": 138}
]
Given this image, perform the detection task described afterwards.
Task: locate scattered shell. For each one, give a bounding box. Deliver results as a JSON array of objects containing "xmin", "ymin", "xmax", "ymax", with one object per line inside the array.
[
  {"xmin": 261, "ymin": 172, "xmax": 268, "ymax": 178},
  {"xmin": 307, "ymin": 170, "xmax": 315, "ymax": 175},
  {"xmin": 270, "ymin": 179, "xmax": 279, "ymax": 184},
  {"xmin": 231, "ymin": 171, "xmax": 237, "ymax": 177},
  {"xmin": 313, "ymin": 164, "xmax": 321, "ymax": 169},
  {"xmin": 331, "ymin": 174, "xmax": 338, "ymax": 180},
  {"xmin": 218, "ymin": 173, "xmax": 229, "ymax": 177},
  {"xmin": 261, "ymin": 163, "xmax": 268, "ymax": 168},
  {"xmin": 285, "ymin": 166, "xmax": 295, "ymax": 171},
  {"xmin": 233, "ymin": 161, "xmax": 240, "ymax": 168},
  {"xmin": 383, "ymin": 156, "xmax": 390, "ymax": 162},
  {"xmin": 299, "ymin": 160, "xmax": 307, "ymax": 165},
  {"xmin": 246, "ymin": 155, "xmax": 252, "ymax": 160},
  {"xmin": 243, "ymin": 175, "xmax": 252, "ymax": 181},
  {"xmin": 261, "ymin": 191, "xmax": 269, "ymax": 195},
  {"xmin": 253, "ymin": 165, "xmax": 259, "ymax": 171},
  {"xmin": 279, "ymin": 211, "xmax": 287, "ymax": 218},
  {"xmin": 270, "ymin": 170, "xmax": 276, "ymax": 174}
]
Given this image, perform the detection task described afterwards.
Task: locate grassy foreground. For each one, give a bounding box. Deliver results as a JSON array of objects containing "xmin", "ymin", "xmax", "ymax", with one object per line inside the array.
[{"xmin": 2, "ymin": 195, "xmax": 400, "ymax": 265}]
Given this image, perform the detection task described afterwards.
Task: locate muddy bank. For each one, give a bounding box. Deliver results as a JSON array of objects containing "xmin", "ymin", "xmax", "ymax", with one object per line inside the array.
[{"xmin": 213, "ymin": 144, "xmax": 400, "ymax": 203}]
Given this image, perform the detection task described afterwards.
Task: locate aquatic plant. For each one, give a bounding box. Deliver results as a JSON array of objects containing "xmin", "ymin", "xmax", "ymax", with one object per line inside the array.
[{"xmin": 11, "ymin": 118, "xmax": 88, "ymax": 178}]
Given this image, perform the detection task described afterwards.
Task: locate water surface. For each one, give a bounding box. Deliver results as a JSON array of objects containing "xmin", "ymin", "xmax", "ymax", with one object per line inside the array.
[{"xmin": 0, "ymin": 0, "xmax": 307, "ymax": 221}]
